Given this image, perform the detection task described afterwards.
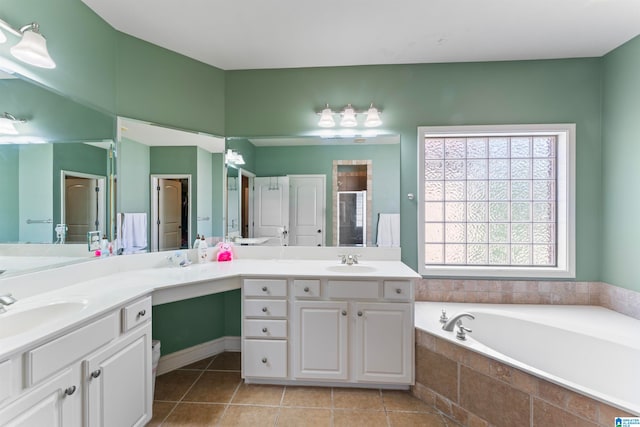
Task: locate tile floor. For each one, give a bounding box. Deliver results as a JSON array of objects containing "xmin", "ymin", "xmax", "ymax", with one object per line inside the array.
[{"xmin": 147, "ymin": 352, "xmax": 460, "ymax": 426}]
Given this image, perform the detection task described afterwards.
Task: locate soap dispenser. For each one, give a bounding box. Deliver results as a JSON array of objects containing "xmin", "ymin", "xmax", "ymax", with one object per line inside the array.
[
  {"xmin": 198, "ymin": 235, "xmax": 208, "ymax": 263},
  {"xmin": 193, "ymin": 234, "xmax": 201, "ymax": 250}
]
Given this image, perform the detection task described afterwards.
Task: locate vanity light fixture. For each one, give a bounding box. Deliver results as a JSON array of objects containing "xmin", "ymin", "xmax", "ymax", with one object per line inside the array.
[
  {"xmin": 0, "ymin": 112, "xmax": 26, "ymax": 135},
  {"xmin": 0, "ymin": 18, "xmax": 56, "ymax": 69},
  {"xmin": 316, "ymin": 103, "xmax": 383, "ymax": 128}
]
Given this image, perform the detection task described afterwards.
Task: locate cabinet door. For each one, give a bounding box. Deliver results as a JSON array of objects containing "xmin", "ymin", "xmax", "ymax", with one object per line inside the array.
[
  {"xmin": 293, "ymin": 301, "xmax": 348, "ymax": 380},
  {"xmin": 84, "ymin": 323, "xmax": 152, "ymax": 427},
  {"xmin": 354, "ymin": 302, "xmax": 413, "ymax": 384},
  {"xmin": 0, "ymin": 367, "xmax": 78, "ymax": 427}
]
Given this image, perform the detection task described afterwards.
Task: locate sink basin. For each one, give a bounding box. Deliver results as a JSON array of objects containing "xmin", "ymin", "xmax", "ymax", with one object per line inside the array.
[
  {"xmin": 326, "ymin": 264, "xmax": 377, "ymax": 274},
  {"xmin": 0, "ymin": 301, "xmax": 88, "ymax": 339}
]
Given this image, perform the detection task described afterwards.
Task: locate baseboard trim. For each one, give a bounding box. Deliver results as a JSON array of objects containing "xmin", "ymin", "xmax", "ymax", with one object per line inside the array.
[{"xmin": 156, "ymin": 336, "xmax": 241, "ymax": 375}]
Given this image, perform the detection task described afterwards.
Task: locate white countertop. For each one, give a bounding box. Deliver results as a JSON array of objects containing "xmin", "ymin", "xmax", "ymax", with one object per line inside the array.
[{"xmin": 0, "ymin": 249, "xmax": 419, "ymax": 360}]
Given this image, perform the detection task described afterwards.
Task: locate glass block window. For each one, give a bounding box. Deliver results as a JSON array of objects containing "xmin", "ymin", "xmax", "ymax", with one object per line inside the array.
[{"xmin": 418, "ymin": 125, "xmax": 575, "ymax": 279}]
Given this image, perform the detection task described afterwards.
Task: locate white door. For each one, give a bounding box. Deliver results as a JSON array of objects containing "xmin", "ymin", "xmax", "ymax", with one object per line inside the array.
[
  {"xmin": 65, "ymin": 177, "xmax": 98, "ymax": 243},
  {"xmin": 354, "ymin": 302, "xmax": 413, "ymax": 384},
  {"xmin": 85, "ymin": 324, "xmax": 151, "ymax": 427},
  {"xmin": 288, "ymin": 175, "xmax": 325, "ymax": 246},
  {"xmin": 158, "ymin": 178, "xmax": 182, "ymax": 250},
  {"xmin": 293, "ymin": 301, "xmax": 348, "ymax": 380},
  {"xmin": 253, "ymin": 176, "xmax": 289, "ymax": 245}
]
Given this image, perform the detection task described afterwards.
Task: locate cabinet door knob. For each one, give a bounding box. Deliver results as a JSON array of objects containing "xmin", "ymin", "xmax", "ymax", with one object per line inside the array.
[
  {"xmin": 262, "ymin": 327, "xmax": 268, "ymax": 333},
  {"xmin": 341, "ymin": 310, "xmax": 347, "ymax": 316},
  {"xmin": 357, "ymin": 311, "xmax": 363, "ymax": 317},
  {"xmin": 90, "ymin": 369, "xmax": 101, "ymax": 379},
  {"xmin": 138, "ymin": 309, "xmax": 146, "ymax": 317},
  {"xmin": 64, "ymin": 385, "xmax": 76, "ymax": 396},
  {"xmin": 262, "ymin": 286, "xmax": 268, "ymax": 292},
  {"xmin": 262, "ymin": 307, "xmax": 268, "ymax": 313},
  {"xmin": 303, "ymin": 287, "xmax": 310, "ymax": 292},
  {"xmin": 396, "ymin": 288, "xmax": 402, "ymax": 294},
  {"xmin": 261, "ymin": 357, "xmax": 268, "ymax": 364}
]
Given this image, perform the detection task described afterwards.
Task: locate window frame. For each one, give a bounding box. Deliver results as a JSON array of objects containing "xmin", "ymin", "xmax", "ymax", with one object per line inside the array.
[{"xmin": 417, "ymin": 124, "xmax": 576, "ymax": 279}]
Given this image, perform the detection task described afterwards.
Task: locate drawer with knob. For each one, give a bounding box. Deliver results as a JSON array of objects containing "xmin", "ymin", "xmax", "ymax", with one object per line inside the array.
[
  {"xmin": 243, "ymin": 339, "xmax": 287, "ymax": 378},
  {"xmin": 244, "ymin": 299, "xmax": 287, "ymax": 318},
  {"xmin": 121, "ymin": 296, "xmax": 152, "ymax": 332},
  {"xmin": 383, "ymin": 281, "xmax": 413, "ymax": 301},
  {"xmin": 244, "ymin": 279, "xmax": 287, "ymax": 297},
  {"xmin": 244, "ymin": 319, "xmax": 287, "ymax": 338},
  {"xmin": 293, "ymin": 280, "xmax": 320, "ymax": 298}
]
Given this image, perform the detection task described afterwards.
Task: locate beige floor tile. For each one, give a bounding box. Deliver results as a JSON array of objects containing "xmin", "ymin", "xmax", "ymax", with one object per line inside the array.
[
  {"xmin": 208, "ymin": 351, "xmax": 241, "ymax": 371},
  {"xmin": 333, "ymin": 409, "xmax": 388, "ymax": 427},
  {"xmin": 388, "ymin": 411, "xmax": 449, "ymax": 427},
  {"xmin": 154, "ymin": 370, "xmax": 202, "ymax": 401},
  {"xmin": 382, "ymin": 390, "xmax": 438, "ymax": 412},
  {"xmin": 146, "ymin": 401, "xmax": 176, "ymax": 426},
  {"xmin": 333, "ymin": 388, "xmax": 384, "ymax": 410},
  {"xmin": 182, "ymin": 371, "xmax": 241, "ymax": 403},
  {"xmin": 281, "ymin": 386, "xmax": 332, "ymax": 408},
  {"xmin": 277, "ymin": 407, "xmax": 332, "ymax": 426},
  {"xmin": 218, "ymin": 405, "xmax": 279, "ymax": 426},
  {"xmin": 231, "ymin": 383, "xmax": 285, "ymax": 405},
  {"xmin": 161, "ymin": 402, "xmax": 226, "ymax": 426},
  {"xmin": 181, "ymin": 356, "xmax": 215, "ymax": 370}
]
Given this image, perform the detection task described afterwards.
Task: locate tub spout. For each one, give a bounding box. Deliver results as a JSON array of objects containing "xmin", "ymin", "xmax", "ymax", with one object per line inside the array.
[{"xmin": 442, "ymin": 312, "xmax": 475, "ymax": 332}]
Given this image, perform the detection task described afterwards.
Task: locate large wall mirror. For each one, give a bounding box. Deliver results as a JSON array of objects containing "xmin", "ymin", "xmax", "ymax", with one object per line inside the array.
[
  {"xmin": 117, "ymin": 117, "xmax": 225, "ymax": 254},
  {"xmin": 225, "ymin": 135, "xmax": 400, "ymax": 247}
]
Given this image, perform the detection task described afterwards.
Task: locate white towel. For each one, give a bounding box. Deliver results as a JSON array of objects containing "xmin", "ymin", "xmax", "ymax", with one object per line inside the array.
[
  {"xmin": 376, "ymin": 213, "xmax": 400, "ymax": 247},
  {"xmin": 119, "ymin": 213, "xmax": 148, "ymax": 254}
]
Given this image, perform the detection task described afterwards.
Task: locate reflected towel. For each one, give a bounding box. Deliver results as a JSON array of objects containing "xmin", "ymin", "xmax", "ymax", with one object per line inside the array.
[
  {"xmin": 118, "ymin": 213, "xmax": 147, "ymax": 254},
  {"xmin": 376, "ymin": 213, "xmax": 400, "ymax": 247}
]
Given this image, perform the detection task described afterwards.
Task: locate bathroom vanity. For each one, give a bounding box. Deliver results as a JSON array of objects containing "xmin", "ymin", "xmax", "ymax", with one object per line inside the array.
[{"xmin": 0, "ymin": 247, "xmax": 419, "ymax": 426}]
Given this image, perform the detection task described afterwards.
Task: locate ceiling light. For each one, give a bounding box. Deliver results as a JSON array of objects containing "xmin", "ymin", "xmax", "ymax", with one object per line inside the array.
[
  {"xmin": 340, "ymin": 104, "xmax": 357, "ymax": 127},
  {"xmin": 0, "ymin": 112, "xmax": 26, "ymax": 135},
  {"xmin": 0, "ymin": 19, "xmax": 56, "ymax": 69},
  {"xmin": 318, "ymin": 104, "xmax": 336, "ymax": 128},
  {"xmin": 364, "ymin": 103, "xmax": 382, "ymax": 127}
]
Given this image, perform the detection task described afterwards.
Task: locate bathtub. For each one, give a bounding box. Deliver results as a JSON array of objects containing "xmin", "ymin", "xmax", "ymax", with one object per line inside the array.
[{"xmin": 415, "ymin": 302, "xmax": 640, "ymax": 415}]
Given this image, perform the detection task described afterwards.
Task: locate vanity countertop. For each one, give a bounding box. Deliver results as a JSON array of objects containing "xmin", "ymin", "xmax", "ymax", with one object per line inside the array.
[{"xmin": 0, "ymin": 252, "xmax": 419, "ymax": 359}]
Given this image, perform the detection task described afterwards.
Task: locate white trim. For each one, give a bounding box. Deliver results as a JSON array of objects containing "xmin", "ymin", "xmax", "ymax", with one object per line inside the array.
[
  {"xmin": 156, "ymin": 336, "xmax": 241, "ymax": 375},
  {"xmin": 417, "ymin": 123, "xmax": 576, "ymax": 279}
]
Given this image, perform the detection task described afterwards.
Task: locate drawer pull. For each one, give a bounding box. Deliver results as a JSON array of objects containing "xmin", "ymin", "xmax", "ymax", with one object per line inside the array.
[
  {"xmin": 357, "ymin": 311, "xmax": 363, "ymax": 317},
  {"xmin": 396, "ymin": 288, "xmax": 402, "ymax": 294},
  {"xmin": 262, "ymin": 307, "xmax": 268, "ymax": 313},
  {"xmin": 341, "ymin": 310, "xmax": 347, "ymax": 316},
  {"xmin": 262, "ymin": 327, "xmax": 268, "ymax": 333},
  {"xmin": 64, "ymin": 385, "xmax": 76, "ymax": 396},
  {"xmin": 137, "ymin": 309, "xmax": 146, "ymax": 317},
  {"xmin": 262, "ymin": 286, "xmax": 268, "ymax": 292},
  {"xmin": 304, "ymin": 287, "xmax": 310, "ymax": 292},
  {"xmin": 261, "ymin": 357, "xmax": 267, "ymax": 364},
  {"xmin": 90, "ymin": 369, "xmax": 101, "ymax": 379}
]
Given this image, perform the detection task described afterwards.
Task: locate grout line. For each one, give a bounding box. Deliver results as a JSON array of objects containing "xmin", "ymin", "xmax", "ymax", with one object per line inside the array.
[
  {"xmin": 216, "ymin": 377, "xmax": 243, "ymax": 424},
  {"xmin": 156, "ymin": 401, "xmax": 179, "ymax": 427}
]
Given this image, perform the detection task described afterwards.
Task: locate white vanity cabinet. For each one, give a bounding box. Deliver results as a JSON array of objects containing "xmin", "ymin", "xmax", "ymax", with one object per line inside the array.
[
  {"xmin": 243, "ymin": 276, "xmax": 414, "ymax": 387},
  {"xmin": 0, "ymin": 295, "xmax": 153, "ymax": 427}
]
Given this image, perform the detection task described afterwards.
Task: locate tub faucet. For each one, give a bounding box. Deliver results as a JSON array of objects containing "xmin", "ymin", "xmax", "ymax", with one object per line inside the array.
[
  {"xmin": 0, "ymin": 293, "xmax": 17, "ymax": 313},
  {"xmin": 442, "ymin": 312, "xmax": 475, "ymax": 332}
]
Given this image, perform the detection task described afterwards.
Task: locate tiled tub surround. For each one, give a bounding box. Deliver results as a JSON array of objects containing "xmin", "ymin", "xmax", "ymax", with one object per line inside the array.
[
  {"xmin": 415, "ymin": 279, "xmax": 640, "ymax": 320},
  {"xmin": 412, "ymin": 302, "xmax": 639, "ymax": 427}
]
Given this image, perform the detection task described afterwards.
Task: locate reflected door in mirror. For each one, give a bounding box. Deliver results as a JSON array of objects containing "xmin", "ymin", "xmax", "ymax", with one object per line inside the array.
[{"xmin": 158, "ymin": 178, "xmax": 182, "ymax": 250}]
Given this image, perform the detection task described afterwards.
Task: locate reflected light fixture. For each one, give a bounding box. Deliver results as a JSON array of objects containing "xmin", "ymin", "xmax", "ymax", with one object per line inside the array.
[
  {"xmin": 225, "ymin": 149, "xmax": 245, "ymax": 166},
  {"xmin": 0, "ymin": 112, "xmax": 26, "ymax": 135},
  {"xmin": 364, "ymin": 103, "xmax": 382, "ymax": 127},
  {"xmin": 318, "ymin": 104, "xmax": 335, "ymax": 128},
  {"xmin": 0, "ymin": 28, "xmax": 6, "ymax": 44},
  {"xmin": 0, "ymin": 19, "xmax": 56, "ymax": 69}
]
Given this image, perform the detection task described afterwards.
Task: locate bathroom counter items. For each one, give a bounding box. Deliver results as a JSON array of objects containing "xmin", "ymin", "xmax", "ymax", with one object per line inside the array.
[{"xmin": 0, "ymin": 248, "xmax": 419, "ymax": 361}]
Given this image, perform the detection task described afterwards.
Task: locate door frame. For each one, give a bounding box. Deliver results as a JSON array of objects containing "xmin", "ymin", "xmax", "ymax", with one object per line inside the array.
[
  {"xmin": 238, "ymin": 168, "xmax": 255, "ymax": 239},
  {"xmin": 150, "ymin": 174, "xmax": 192, "ymax": 252},
  {"xmin": 60, "ymin": 170, "xmax": 107, "ymax": 240}
]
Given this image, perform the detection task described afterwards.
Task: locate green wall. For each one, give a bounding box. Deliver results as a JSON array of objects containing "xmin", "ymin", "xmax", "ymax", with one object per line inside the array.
[
  {"xmin": 0, "ymin": 146, "xmax": 20, "ymax": 241},
  {"xmin": 601, "ymin": 35, "xmax": 640, "ymax": 292},
  {"xmin": 226, "ymin": 60, "xmax": 603, "ymax": 280}
]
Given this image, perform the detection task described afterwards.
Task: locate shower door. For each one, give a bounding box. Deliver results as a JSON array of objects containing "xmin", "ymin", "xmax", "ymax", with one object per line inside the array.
[{"xmin": 337, "ymin": 191, "xmax": 366, "ymax": 246}]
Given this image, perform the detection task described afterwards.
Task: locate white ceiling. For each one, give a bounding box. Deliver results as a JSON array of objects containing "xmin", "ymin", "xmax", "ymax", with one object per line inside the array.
[{"xmin": 82, "ymin": 0, "xmax": 640, "ymax": 70}]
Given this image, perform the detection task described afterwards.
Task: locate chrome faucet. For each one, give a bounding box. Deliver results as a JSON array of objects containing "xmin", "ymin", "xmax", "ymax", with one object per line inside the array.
[
  {"xmin": 441, "ymin": 312, "xmax": 475, "ymax": 332},
  {"xmin": 0, "ymin": 293, "xmax": 17, "ymax": 313},
  {"xmin": 338, "ymin": 254, "xmax": 359, "ymax": 265}
]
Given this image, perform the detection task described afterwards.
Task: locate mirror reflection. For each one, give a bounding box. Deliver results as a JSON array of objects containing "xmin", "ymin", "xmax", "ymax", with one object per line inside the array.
[{"xmin": 224, "ymin": 135, "xmax": 400, "ymax": 247}]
